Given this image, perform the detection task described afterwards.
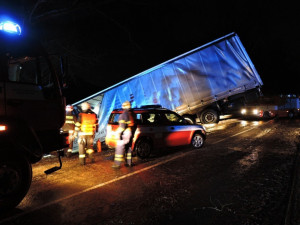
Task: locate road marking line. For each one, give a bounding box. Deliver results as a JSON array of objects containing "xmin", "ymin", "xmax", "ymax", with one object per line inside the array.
[
  {"xmin": 214, "ymin": 127, "xmax": 257, "ymax": 144},
  {"xmin": 213, "ymin": 119, "xmax": 273, "ymax": 144},
  {"xmin": 0, "ymin": 152, "xmax": 187, "ymax": 223},
  {"xmin": 0, "ymin": 120, "xmax": 270, "ymax": 224}
]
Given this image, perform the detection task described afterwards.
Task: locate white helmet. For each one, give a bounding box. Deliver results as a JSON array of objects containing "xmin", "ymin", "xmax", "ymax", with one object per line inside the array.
[
  {"xmin": 122, "ymin": 101, "xmax": 131, "ymax": 109},
  {"xmin": 66, "ymin": 105, "xmax": 73, "ymax": 111},
  {"xmin": 81, "ymin": 102, "xmax": 91, "ymax": 111}
]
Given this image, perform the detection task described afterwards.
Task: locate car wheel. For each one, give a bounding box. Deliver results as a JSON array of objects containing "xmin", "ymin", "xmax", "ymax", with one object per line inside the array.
[
  {"xmin": 135, "ymin": 139, "xmax": 152, "ymax": 159},
  {"xmin": 200, "ymin": 109, "xmax": 219, "ymax": 124},
  {"xmin": 183, "ymin": 115, "xmax": 195, "ymax": 124},
  {"xmin": 191, "ymin": 133, "xmax": 204, "ymax": 149},
  {"xmin": 0, "ymin": 152, "xmax": 32, "ymax": 211}
]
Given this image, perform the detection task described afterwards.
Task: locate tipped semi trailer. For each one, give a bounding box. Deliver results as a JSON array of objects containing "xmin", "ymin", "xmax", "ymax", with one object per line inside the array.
[{"xmin": 74, "ymin": 32, "xmax": 263, "ymax": 142}]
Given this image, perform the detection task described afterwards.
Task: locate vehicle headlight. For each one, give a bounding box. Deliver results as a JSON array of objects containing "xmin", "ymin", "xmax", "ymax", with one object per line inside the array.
[
  {"xmin": 241, "ymin": 109, "xmax": 246, "ymax": 114},
  {"xmin": 0, "ymin": 125, "xmax": 7, "ymax": 131},
  {"xmin": 253, "ymin": 109, "xmax": 259, "ymax": 115}
]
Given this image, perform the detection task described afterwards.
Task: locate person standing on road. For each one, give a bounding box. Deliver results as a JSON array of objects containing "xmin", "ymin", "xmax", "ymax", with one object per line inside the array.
[
  {"xmin": 75, "ymin": 102, "xmax": 98, "ymax": 165},
  {"xmin": 61, "ymin": 104, "xmax": 77, "ymax": 157},
  {"xmin": 112, "ymin": 101, "xmax": 136, "ymax": 169}
]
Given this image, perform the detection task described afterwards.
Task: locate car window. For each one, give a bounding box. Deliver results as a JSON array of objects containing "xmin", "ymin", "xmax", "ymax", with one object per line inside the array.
[
  {"xmin": 140, "ymin": 113, "xmax": 154, "ymax": 124},
  {"xmin": 163, "ymin": 112, "xmax": 184, "ymax": 124},
  {"xmin": 135, "ymin": 113, "xmax": 142, "ymax": 124},
  {"xmin": 138, "ymin": 113, "xmax": 162, "ymax": 125},
  {"xmin": 118, "ymin": 110, "xmax": 185, "ymax": 125},
  {"xmin": 109, "ymin": 113, "xmax": 120, "ymax": 125}
]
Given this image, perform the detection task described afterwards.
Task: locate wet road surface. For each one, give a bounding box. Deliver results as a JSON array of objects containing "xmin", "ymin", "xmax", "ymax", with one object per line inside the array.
[{"xmin": 1, "ymin": 117, "xmax": 300, "ymax": 225}]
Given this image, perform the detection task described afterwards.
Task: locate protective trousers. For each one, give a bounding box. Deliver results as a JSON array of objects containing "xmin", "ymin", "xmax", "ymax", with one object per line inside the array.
[
  {"xmin": 66, "ymin": 130, "xmax": 75, "ymax": 157},
  {"xmin": 114, "ymin": 129, "xmax": 132, "ymax": 166},
  {"xmin": 78, "ymin": 134, "xmax": 94, "ymax": 165}
]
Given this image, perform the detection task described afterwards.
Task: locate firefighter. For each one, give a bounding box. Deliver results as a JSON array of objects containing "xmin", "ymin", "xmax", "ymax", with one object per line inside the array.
[
  {"xmin": 75, "ymin": 102, "xmax": 98, "ymax": 165},
  {"xmin": 61, "ymin": 104, "xmax": 77, "ymax": 157},
  {"xmin": 112, "ymin": 101, "xmax": 136, "ymax": 169}
]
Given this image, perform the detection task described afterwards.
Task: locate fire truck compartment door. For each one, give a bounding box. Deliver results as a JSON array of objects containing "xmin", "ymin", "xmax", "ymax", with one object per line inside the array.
[{"xmin": 0, "ymin": 82, "xmax": 4, "ymax": 116}]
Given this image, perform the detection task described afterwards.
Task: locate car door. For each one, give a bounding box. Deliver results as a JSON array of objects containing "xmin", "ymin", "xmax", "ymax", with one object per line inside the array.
[
  {"xmin": 137, "ymin": 112, "xmax": 164, "ymax": 147},
  {"xmin": 105, "ymin": 112, "xmax": 121, "ymax": 148},
  {"xmin": 161, "ymin": 112, "xmax": 191, "ymax": 146}
]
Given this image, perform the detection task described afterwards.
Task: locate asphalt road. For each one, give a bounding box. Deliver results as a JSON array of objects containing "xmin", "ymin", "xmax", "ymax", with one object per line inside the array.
[{"xmin": 1, "ymin": 117, "xmax": 300, "ymax": 225}]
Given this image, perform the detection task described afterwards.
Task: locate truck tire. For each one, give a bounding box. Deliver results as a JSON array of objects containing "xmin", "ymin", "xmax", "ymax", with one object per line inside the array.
[
  {"xmin": 288, "ymin": 111, "xmax": 295, "ymax": 119},
  {"xmin": 191, "ymin": 133, "xmax": 205, "ymax": 149},
  {"xmin": 263, "ymin": 111, "xmax": 270, "ymax": 119},
  {"xmin": 183, "ymin": 115, "xmax": 195, "ymax": 124},
  {"xmin": 200, "ymin": 109, "xmax": 219, "ymax": 124},
  {"xmin": 135, "ymin": 139, "xmax": 152, "ymax": 159},
  {"xmin": 0, "ymin": 151, "xmax": 32, "ymax": 211}
]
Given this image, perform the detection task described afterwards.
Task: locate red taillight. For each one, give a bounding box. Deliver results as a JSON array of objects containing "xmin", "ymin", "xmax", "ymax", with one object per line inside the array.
[
  {"xmin": 66, "ymin": 135, "xmax": 70, "ymax": 144},
  {"xmin": 0, "ymin": 125, "xmax": 7, "ymax": 131}
]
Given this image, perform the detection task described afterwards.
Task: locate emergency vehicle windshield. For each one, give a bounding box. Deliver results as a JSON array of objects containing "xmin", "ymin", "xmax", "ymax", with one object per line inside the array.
[
  {"xmin": 0, "ymin": 20, "xmax": 56, "ymax": 89},
  {"xmin": 7, "ymin": 56, "xmax": 53, "ymax": 87},
  {"xmin": 0, "ymin": 33, "xmax": 60, "ymax": 99}
]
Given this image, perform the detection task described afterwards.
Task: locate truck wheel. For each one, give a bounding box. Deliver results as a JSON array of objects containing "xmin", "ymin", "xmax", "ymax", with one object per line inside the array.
[
  {"xmin": 135, "ymin": 139, "xmax": 152, "ymax": 159},
  {"xmin": 183, "ymin": 115, "xmax": 195, "ymax": 124},
  {"xmin": 288, "ymin": 111, "xmax": 294, "ymax": 119},
  {"xmin": 263, "ymin": 111, "xmax": 270, "ymax": 119},
  {"xmin": 191, "ymin": 133, "xmax": 204, "ymax": 149},
  {"xmin": 200, "ymin": 109, "xmax": 219, "ymax": 124},
  {"xmin": 0, "ymin": 152, "xmax": 32, "ymax": 211}
]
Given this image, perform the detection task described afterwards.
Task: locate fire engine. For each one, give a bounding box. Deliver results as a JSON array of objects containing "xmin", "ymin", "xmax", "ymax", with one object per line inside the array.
[{"xmin": 0, "ymin": 20, "xmax": 68, "ymax": 210}]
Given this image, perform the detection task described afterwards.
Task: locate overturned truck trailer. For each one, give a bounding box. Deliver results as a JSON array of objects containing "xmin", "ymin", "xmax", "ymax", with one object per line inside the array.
[{"xmin": 74, "ymin": 32, "xmax": 263, "ymax": 142}]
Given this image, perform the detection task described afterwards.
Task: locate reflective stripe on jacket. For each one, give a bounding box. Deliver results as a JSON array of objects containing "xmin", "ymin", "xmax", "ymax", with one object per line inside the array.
[
  {"xmin": 118, "ymin": 109, "xmax": 136, "ymax": 132},
  {"xmin": 62, "ymin": 112, "xmax": 76, "ymax": 131},
  {"xmin": 76, "ymin": 111, "xmax": 98, "ymax": 135}
]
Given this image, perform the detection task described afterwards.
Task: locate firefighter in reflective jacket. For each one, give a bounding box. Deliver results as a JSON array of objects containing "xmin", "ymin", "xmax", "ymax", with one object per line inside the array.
[
  {"xmin": 75, "ymin": 102, "xmax": 98, "ymax": 165},
  {"xmin": 112, "ymin": 101, "xmax": 136, "ymax": 169},
  {"xmin": 61, "ymin": 105, "xmax": 77, "ymax": 157}
]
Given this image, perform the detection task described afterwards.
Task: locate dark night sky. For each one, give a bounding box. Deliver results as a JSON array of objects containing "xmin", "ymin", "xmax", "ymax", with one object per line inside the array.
[{"xmin": 1, "ymin": 1, "xmax": 300, "ymax": 104}]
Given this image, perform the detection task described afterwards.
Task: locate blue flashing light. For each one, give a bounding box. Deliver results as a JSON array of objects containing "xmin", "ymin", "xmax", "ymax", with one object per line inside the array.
[{"xmin": 0, "ymin": 21, "xmax": 21, "ymax": 35}]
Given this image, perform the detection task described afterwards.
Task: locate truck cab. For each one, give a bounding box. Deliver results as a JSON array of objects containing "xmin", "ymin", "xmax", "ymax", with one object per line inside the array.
[
  {"xmin": 240, "ymin": 95, "xmax": 300, "ymax": 119},
  {"xmin": 0, "ymin": 21, "xmax": 67, "ymax": 210}
]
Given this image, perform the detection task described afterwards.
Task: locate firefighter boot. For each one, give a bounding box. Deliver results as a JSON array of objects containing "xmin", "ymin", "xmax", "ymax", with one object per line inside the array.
[
  {"xmin": 86, "ymin": 149, "xmax": 95, "ymax": 163},
  {"xmin": 111, "ymin": 163, "xmax": 121, "ymax": 169},
  {"xmin": 89, "ymin": 153, "xmax": 95, "ymax": 163},
  {"xmin": 125, "ymin": 148, "xmax": 133, "ymax": 167},
  {"xmin": 79, "ymin": 158, "xmax": 85, "ymax": 165},
  {"xmin": 66, "ymin": 149, "xmax": 72, "ymax": 158},
  {"xmin": 79, "ymin": 154, "xmax": 86, "ymax": 165}
]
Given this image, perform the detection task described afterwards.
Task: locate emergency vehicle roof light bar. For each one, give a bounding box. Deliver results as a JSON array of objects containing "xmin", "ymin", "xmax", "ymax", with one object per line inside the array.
[{"xmin": 0, "ymin": 21, "xmax": 21, "ymax": 35}]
